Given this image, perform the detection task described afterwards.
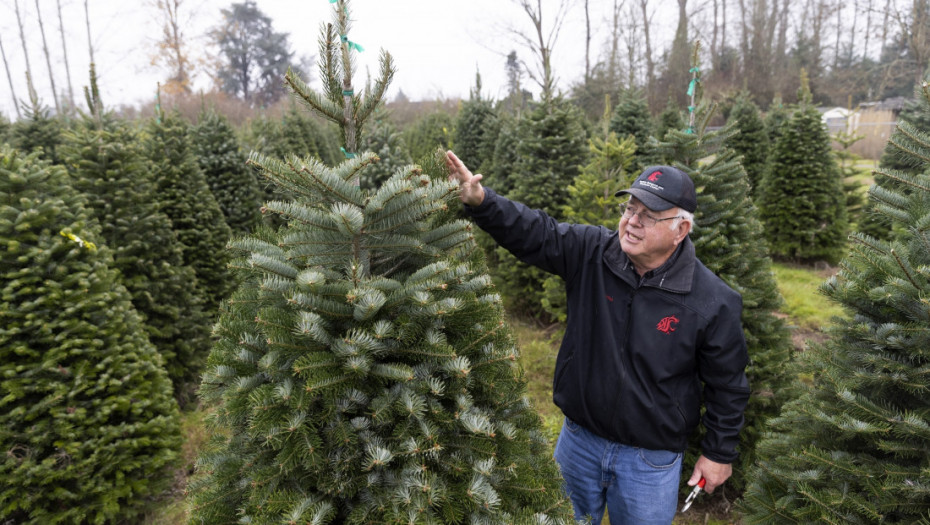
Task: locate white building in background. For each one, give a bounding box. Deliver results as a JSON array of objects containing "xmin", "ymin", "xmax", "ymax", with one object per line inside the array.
[{"xmin": 820, "ymin": 107, "xmax": 859, "ymax": 134}]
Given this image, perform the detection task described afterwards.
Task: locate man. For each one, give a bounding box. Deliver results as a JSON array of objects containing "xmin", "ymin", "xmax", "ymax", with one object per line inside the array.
[{"xmin": 445, "ymin": 151, "xmax": 750, "ymax": 525}]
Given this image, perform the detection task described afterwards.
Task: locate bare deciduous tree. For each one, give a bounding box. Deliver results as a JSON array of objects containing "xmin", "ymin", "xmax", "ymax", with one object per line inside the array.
[
  {"xmin": 508, "ymin": 0, "xmax": 571, "ymax": 107},
  {"xmin": 13, "ymin": 0, "xmax": 36, "ymax": 98},
  {"xmin": 639, "ymin": 0, "xmax": 657, "ymax": 106},
  {"xmin": 56, "ymin": 0, "xmax": 75, "ymax": 109},
  {"xmin": 0, "ymin": 35, "xmax": 22, "ymax": 118},
  {"xmin": 34, "ymin": 0, "xmax": 60, "ymax": 114},
  {"xmin": 150, "ymin": 0, "xmax": 194, "ymax": 94}
]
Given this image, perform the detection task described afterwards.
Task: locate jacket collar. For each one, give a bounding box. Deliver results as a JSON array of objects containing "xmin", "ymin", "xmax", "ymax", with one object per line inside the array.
[{"xmin": 604, "ymin": 233, "xmax": 695, "ymax": 293}]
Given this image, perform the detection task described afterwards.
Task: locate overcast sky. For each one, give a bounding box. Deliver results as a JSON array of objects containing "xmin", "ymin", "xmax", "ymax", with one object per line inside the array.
[{"xmin": 0, "ymin": 0, "xmax": 676, "ymax": 118}]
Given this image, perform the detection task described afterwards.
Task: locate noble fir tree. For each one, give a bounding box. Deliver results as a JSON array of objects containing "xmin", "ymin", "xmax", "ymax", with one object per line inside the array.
[
  {"xmin": 739, "ymin": 79, "xmax": 930, "ymax": 524},
  {"xmin": 9, "ymin": 86, "xmax": 63, "ymax": 164},
  {"xmin": 650, "ymin": 50, "xmax": 794, "ymax": 495},
  {"xmin": 193, "ymin": 107, "xmax": 264, "ymax": 234},
  {"xmin": 358, "ymin": 115, "xmax": 413, "ymax": 190},
  {"xmin": 725, "ymin": 92, "xmax": 769, "ymax": 195},
  {"xmin": 453, "ymin": 71, "xmax": 499, "ymax": 172},
  {"xmin": 403, "ymin": 110, "xmax": 455, "ymax": 162},
  {"xmin": 144, "ymin": 103, "xmax": 235, "ymax": 316},
  {"xmin": 763, "ymin": 95, "xmax": 790, "ymax": 151},
  {"xmin": 61, "ymin": 73, "xmax": 213, "ymax": 403},
  {"xmin": 0, "ymin": 112, "xmax": 10, "ymax": 142},
  {"xmin": 0, "ymin": 146, "xmax": 181, "ymax": 524},
  {"xmin": 493, "ymin": 97, "xmax": 588, "ymax": 318},
  {"xmin": 654, "ymin": 96, "xmax": 686, "ymax": 145},
  {"xmin": 187, "ymin": 2, "xmax": 573, "ymax": 523},
  {"xmin": 757, "ymin": 75, "xmax": 848, "ymax": 263},
  {"xmin": 609, "ymin": 88, "xmax": 654, "ymax": 171}
]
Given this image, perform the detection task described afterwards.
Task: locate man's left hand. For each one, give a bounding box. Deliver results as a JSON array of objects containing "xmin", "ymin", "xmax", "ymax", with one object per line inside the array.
[{"xmin": 687, "ymin": 455, "xmax": 731, "ymax": 493}]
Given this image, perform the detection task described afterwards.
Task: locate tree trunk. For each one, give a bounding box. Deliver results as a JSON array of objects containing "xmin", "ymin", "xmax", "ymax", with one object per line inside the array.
[
  {"xmin": 639, "ymin": 0, "xmax": 656, "ymax": 107},
  {"xmin": 57, "ymin": 0, "xmax": 75, "ymax": 110},
  {"xmin": 711, "ymin": 0, "xmax": 719, "ymax": 70},
  {"xmin": 35, "ymin": 0, "xmax": 61, "ymax": 114},
  {"xmin": 584, "ymin": 0, "xmax": 591, "ymax": 85},
  {"xmin": 84, "ymin": 0, "xmax": 95, "ymax": 65},
  {"xmin": 14, "ymin": 0, "xmax": 35, "ymax": 98},
  {"xmin": 0, "ymin": 35, "xmax": 22, "ymax": 118}
]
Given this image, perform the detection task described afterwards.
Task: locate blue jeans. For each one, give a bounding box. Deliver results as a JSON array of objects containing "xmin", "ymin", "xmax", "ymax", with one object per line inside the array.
[{"xmin": 554, "ymin": 418, "xmax": 682, "ymax": 525}]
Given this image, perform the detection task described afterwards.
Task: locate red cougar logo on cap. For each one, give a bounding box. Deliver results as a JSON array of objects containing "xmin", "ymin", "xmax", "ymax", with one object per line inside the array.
[{"xmin": 647, "ymin": 170, "xmax": 663, "ymax": 182}]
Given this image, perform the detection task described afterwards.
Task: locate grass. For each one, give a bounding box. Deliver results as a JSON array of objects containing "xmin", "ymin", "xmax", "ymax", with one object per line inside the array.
[
  {"xmin": 141, "ymin": 408, "xmax": 210, "ymax": 524},
  {"xmin": 771, "ymin": 262, "xmax": 847, "ymax": 332}
]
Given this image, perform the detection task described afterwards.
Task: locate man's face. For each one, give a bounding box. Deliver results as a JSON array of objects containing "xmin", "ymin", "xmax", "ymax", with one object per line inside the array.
[{"xmin": 618, "ymin": 197, "xmax": 688, "ymax": 273}]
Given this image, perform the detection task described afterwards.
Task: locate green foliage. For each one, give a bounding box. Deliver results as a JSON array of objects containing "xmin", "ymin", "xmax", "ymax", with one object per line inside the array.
[
  {"xmin": 757, "ymin": 90, "xmax": 848, "ymax": 263},
  {"xmin": 61, "ymin": 112, "xmax": 213, "ymax": 404},
  {"xmin": 763, "ymin": 96, "xmax": 790, "ymax": 148},
  {"xmin": 651, "ymin": 57, "xmax": 794, "ymax": 496},
  {"xmin": 9, "ymin": 100, "xmax": 63, "ymax": 164},
  {"xmin": 725, "ymin": 93, "xmax": 769, "ymax": 195},
  {"xmin": 454, "ymin": 74, "xmax": 499, "ymax": 172},
  {"xmin": 358, "ymin": 115, "xmax": 412, "ymax": 190},
  {"xmin": 193, "ymin": 108, "xmax": 264, "ymax": 234},
  {"xmin": 655, "ymin": 96, "xmax": 685, "ymax": 144},
  {"xmin": 0, "ymin": 146, "xmax": 181, "ymax": 524},
  {"xmin": 188, "ymin": 3, "xmax": 572, "ymax": 522},
  {"xmin": 493, "ymin": 99, "xmax": 588, "ymax": 320},
  {"xmin": 0, "ymin": 113, "xmax": 10, "ymax": 143},
  {"xmin": 483, "ymin": 112, "xmax": 520, "ymax": 196},
  {"xmin": 403, "ymin": 110, "xmax": 455, "ymax": 162},
  {"xmin": 609, "ymin": 88, "xmax": 653, "ymax": 171},
  {"xmin": 212, "ymin": 0, "xmax": 295, "ymax": 106},
  {"xmin": 188, "ymin": 157, "xmax": 574, "ymax": 524},
  {"xmin": 144, "ymin": 110, "xmax": 234, "ymax": 316},
  {"xmin": 739, "ymin": 81, "xmax": 930, "ymax": 525}
]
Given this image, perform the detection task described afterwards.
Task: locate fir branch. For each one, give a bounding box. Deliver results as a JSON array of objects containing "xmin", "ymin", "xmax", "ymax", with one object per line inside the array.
[{"xmin": 285, "ymin": 68, "xmax": 342, "ymax": 122}]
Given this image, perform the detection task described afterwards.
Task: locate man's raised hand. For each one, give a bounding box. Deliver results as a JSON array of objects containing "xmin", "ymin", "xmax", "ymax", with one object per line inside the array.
[{"xmin": 445, "ymin": 151, "xmax": 485, "ymax": 207}]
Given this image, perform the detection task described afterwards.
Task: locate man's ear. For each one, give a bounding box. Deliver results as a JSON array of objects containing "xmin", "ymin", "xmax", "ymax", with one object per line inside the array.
[{"xmin": 674, "ymin": 218, "xmax": 691, "ymax": 244}]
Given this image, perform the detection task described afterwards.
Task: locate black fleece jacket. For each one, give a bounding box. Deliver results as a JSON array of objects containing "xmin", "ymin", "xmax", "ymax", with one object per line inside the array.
[{"xmin": 465, "ymin": 188, "xmax": 751, "ymax": 463}]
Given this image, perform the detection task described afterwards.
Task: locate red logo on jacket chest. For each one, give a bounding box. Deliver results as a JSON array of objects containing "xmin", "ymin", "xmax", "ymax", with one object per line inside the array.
[{"xmin": 656, "ymin": 315, "xmax": 679, "ymax": 334}]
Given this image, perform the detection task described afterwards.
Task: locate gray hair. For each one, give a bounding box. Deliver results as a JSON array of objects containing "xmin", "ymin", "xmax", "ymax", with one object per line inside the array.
[{"xmin": 672, "ymin": 209, "xmax": 694, "ymax": 234}]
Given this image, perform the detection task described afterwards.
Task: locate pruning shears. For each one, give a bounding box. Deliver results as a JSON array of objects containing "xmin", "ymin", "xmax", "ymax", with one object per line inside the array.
[{"xmin": 680, "ymin": 477, "xmax": 706, "ymax": 513}]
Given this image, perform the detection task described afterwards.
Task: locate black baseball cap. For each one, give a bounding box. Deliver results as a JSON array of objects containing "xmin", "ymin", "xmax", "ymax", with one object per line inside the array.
[{"xmin": 615, "ymin": 165, "xmax": 697, "ymax": 213}]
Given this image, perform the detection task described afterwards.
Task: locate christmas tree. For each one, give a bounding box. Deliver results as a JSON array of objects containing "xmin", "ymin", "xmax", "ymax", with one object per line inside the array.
[
  {"xmin": 0, "ymin": 146, "xmax": 181, "ymax": 524},
  {"xmin": 62, "ymin": 73, "xmax": 212, "ymax": 403},
  {"xmin": 403, "ymin": 110, "xmax": 455, "ymax": 163},
  {"xmin": 763, "ymin": 95, "xmax": 790, "ymax": 153},
  {"xmin": 725, "ymin": 92, "xmax": 769, "ymax": 195},
  {"xmin": 193, "ymin": 107, "xmax": 265, "ymax": 234},
  {"xmin": 739, "ymin": 79, "xmax": 930, "ymax": 524},
  {"xmin": 493, "ymin": 98, "xmax": 588, "ymax": 318},
  {"xmin": 9, "ymin": 87, "xmax": 62, "ymax": 164},
  {"xmin": 453, "ymin": 71, "xmax": 499, "ymax": 173},
  {"xmin": 757, "ymin": 74, "xmax": 848, "ymax": 263},
  {"xmin": 358, "ymin": 116, "xmax": 412, "ymax": 190},
  {"xmin": 144, "ymin": 104, "xmax": 235, "ymax": 316},
  {"xmin": 609, "ymin": 88, "xmax": 654, "ymax": 172},
  {"xmin": 188, "ymin": 2, "xmax": 573, "ymax": 522},
  {"xmin": 650, "ymin": 50, "xmax": 794, "ymax": 495}
]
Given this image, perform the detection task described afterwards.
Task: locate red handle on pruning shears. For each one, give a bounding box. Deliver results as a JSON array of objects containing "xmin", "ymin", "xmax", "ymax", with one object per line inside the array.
[{"xmin": 680, "ymin": 477, "xmax": 706, "ymax": 513}]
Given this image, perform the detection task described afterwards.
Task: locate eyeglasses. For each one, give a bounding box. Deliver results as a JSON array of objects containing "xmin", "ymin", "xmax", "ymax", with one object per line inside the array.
[{"xmin": 619, "ymin": 201, "xmax": 681, "ymax": 228}]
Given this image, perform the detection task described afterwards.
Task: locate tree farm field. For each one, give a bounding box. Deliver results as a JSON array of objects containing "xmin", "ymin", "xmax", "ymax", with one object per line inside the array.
[{"xmin": 143, "ymin": 263, "xmax": 840, "ymax": 524}]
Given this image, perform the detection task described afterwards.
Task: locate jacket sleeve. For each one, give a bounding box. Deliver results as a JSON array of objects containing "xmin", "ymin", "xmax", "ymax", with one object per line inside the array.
[
  {"xmin": 463, "ymin": 187, "xmax": 596, "ymax": 280},
  {"xmin": 697, "ymin": 292, "xmax": 751, "ymax": 464}
]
